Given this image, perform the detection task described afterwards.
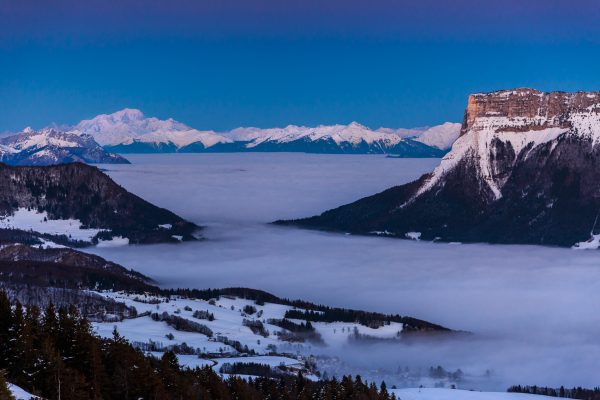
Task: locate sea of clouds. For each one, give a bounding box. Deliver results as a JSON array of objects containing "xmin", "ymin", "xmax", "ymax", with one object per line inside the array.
[{"xmin": 90, "ymin": 153, "xmax": 600, "ymax": 390}]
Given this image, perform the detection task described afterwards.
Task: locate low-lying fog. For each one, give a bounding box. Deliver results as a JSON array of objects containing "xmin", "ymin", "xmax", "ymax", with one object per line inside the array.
[{"xmin": 91, "ymin": 153, "xmax": 600, "ymax": 390}]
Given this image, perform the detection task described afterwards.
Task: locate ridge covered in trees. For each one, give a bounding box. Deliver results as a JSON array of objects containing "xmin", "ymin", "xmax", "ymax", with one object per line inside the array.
[
  {"xmin": 0, "ymin": 290, "xmax": 397, "ymax": 400},
  {"xmin": 0, "ymin": 162, "xmax": 199, "ymax": 246},
  {"xmin": 167, "ymin": 287, "xmax": 452, "ymax": 332}
]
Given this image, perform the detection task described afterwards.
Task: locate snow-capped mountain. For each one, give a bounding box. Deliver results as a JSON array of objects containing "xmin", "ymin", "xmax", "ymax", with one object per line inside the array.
[
  {"xmin": 285, "ymin": 88, "xmax": 600, "ymax": 247},
  {"xmin": 224, "ymin": 121, "xmax": 447, "ymax": 156},
  {"xmin": 72, "ymin": 109, "xmax": 457, "ymax": 156},
  {"xmin": 0, "ymin": 127, "xmax": 128, "ymax": 166},
  {"xmin": 73, "ymin": 108, "xmax": 233, "ymax": 153},
  {"xmin": 375, "ymin": 122, "xmax": 461, "ymax": 150},
  {"xmin": 413, "ymin": 122, "xmax": 462, "ymax": 150}
]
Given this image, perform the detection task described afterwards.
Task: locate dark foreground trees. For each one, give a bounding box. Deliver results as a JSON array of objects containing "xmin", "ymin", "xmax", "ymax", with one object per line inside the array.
[{"xmin": 0, "ymin": 290, "xmax": 395, "ymax": 400}]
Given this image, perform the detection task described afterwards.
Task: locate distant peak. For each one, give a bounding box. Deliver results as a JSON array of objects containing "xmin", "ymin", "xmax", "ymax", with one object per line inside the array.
[
  {"xmin": 110, "ymin": 108, "xmax": 144, "ymax": 121},
  {"xmin": 348, "ymin": 121, "xmax": 368, "ymax": 129},
  {"xmin": 23, "ymin": 126, "xmax": 34, "ymax": 133}
]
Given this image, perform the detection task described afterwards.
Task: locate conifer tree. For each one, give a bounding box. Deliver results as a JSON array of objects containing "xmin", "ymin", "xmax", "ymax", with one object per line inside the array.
[{"xmin": 0, "ymin": 370, "xmax": 15, "ymax": 400}]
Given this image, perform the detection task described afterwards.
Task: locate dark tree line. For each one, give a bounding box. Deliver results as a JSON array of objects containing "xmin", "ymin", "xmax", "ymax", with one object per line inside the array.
[
  {"xmin": 508, "ymin": 385, "xmax": 600, "ymax": 399},
  {"xmin": 0, "ymin": 290, "xmax": 396, "ymax": 400},
  {"xmin": 219, "ymin": 362, "xmax": 284, "ymax": 378}
]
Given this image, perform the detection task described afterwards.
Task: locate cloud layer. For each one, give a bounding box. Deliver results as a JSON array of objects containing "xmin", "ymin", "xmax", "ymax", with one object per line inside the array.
[{"xmin": 89, "ymin": 154, "xmax": 600, "ymax": 389}]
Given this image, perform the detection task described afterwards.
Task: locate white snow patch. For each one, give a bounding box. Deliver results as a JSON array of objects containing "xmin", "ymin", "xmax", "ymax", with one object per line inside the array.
[
  {"xmin": 97, "ymin": 236, "xmax": 130, "ymax": 247},
  {"xmin": 405, "ymin": 232, "xmax": 421, "ymax": 240},
  {"xmin": 572, "ymin": 234, "xmax": 600, "ymax": 250},
  {"xmin": 38, "ymin": 238, "xmax": 67, "ymax": 249},
  {"xmin": 158, "ymin": 223, "xmax": 173, "ymax": 229},
  {"xmin": 391, "ymin": 388, "xmax": 559, "ymax": 400},
  {"xmin": 0, "ymin": 208, "xmax": 105, "ymax": 242},
  {"xmin": 8, "ymin": 382, "xmax": 40, "ymax": 400}
]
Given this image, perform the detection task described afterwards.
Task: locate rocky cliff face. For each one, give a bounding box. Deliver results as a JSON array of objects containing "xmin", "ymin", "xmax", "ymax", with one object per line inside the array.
[
  {"xmin": 462, "ymin": 89, "xmax": 600, "ymax": 132},
  {"xmin": 285, "ymin": 88, "xmax": 600, "ymax": 247}
]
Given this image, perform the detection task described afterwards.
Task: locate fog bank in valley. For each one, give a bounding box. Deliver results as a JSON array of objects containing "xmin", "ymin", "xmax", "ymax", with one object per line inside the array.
[{"xmin": 89, "ymin": 154, "xmax": 600, "ymax": 390}]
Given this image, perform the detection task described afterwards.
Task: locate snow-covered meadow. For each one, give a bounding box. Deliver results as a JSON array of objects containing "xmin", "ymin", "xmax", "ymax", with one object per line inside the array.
[
  {"xmin": 90, "ymin": 290, "xmax": 407, "ymax": 381},
  {"xmin": 87, "ymin": 153, "xmax": 600, "ymax": 391},
  {"xmin": 0, "ymin": 207, "xmax": 105, "ymax": 243}
]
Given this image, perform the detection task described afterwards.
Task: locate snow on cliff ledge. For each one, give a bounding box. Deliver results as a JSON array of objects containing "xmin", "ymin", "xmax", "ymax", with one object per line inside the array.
[{"xmin": 408, "ymin": 88, "xmax": 600, "ymax": 203}]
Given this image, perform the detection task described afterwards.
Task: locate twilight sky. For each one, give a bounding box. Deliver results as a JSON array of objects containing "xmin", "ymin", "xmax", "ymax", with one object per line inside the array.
[{"xmin": 2, "ymin": 0, "xmax": 600, "ymax": 132}]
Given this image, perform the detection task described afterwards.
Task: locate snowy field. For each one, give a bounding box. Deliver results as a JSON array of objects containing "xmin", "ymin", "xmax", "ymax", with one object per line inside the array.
[
  {"xmin": 0, "ymin": 207, "xmax": 105, "ymax": 243},
  {"xmin": 91, "ymin": 290, "xmax": 402, "ymax": 362},
  {"xmin": 87, "ymin": 153, "xmax": 600, "ymax": 391},
  {"xmin": 390, "ymin": 388, "xmax": 557, "ymax": 400}
]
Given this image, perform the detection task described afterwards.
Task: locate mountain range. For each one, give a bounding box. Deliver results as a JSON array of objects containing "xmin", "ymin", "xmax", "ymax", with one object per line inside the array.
[
  {"xmin": 282, "ymin": 88, "xmax": 600, "ymax": 248},
  {"xmin": 68, "ymin": 108, "xmax": 460, "ymax": 156},
  {"xmin": 3, "ymin": 110, "xmax": 460, "ymax": 161}
]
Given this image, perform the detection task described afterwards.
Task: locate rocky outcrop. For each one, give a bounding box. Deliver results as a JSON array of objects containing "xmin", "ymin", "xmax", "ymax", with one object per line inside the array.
[
  {"xmin": 462, "ymin": 88, "xmax": 600, "ymax": 132},
  {"xmin": 283, "ymin": 88, "xmax": 600, "ymax": 247}
]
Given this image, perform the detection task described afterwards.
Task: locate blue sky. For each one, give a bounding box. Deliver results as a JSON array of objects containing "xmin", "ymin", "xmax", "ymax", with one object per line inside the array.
[{"xmin": 1, "ymin": 0, "xmax": 600, "ymax": 132}]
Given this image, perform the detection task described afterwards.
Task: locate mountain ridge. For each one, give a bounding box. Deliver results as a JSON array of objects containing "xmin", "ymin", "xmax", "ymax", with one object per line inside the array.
[
  {"xmin": 0, "ymin": 127, "xmax": 128, "ymax": 166},
  {"xmin": 0, "ymin": 162, "xmax": 199, "ymax": 247},
  {"xmin": 281, "ymin": 88, "xmax": 600, "ymax": 248},
  {"xmin": 68, "ymin": 108, "xmax": 460, "ymax": 155}
]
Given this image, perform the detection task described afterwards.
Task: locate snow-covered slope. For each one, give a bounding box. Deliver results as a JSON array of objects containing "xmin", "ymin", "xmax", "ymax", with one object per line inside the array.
[
  {"xmin": 73, "ymin": 108, "xmax": 232, "ymax": 152},
  {"xmin": 289, "ymin": 88, "xmax": 600, "ymax": 247},
  {"xmin": 410, "ymin": 89, "xmax": 599, "ymax": 203},
  {"xmin": 8, "ymin": 382, "xmax": 40, "ymax": 400},
  {"xmin": 88, "ymin": 290, "xmax": 460, "ymax": 387},
  {"xmin": 413, "ymin": 122, "xmax": 462, "ymax": 150},
  {"xmin": 0, "ymin": 127, "xmax": 128, "ymax": 165}
]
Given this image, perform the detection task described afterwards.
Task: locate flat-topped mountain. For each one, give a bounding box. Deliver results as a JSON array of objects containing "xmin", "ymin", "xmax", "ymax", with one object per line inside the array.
[
  {"xmin": 283, "ymin": 88, "xmax": 600, "ymax": 247},
  {"xmin": 0, "ymin": 162, "xmax": 199, "ymax": 246},
  {"xmin": 0, "ymin": 127, "xmax": 128, "ymax": 166}
]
